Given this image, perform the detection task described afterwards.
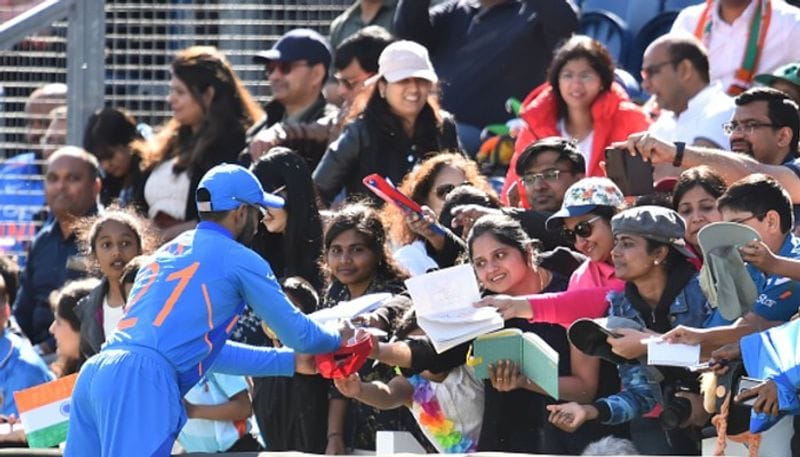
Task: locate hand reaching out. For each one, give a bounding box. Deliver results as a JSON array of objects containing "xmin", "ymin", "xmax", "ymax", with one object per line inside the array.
[
  {"xmin": 473, "ymin": 295, "xmax": 532, "ymax": 320},
  {"xmin": 333, "ymin": 373, "xmax": 363, "ymax": 399}
]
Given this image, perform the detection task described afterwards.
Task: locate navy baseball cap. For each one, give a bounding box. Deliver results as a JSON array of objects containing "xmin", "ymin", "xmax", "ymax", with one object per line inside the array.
[
  {"xmin": 196, "ymin": 164, "xmax": 284, "ymax": 212},
  {"xmin": 254, "ymin": 28, "xmax": 332, "ymax": 68}
]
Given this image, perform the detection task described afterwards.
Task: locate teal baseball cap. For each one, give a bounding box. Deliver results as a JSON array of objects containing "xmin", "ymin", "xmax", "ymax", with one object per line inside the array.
[
  {"xmin": 754, "ymin": 63, "xmax": 800, "ymax": 89},
  {"xmin": 196, "ymin": 163, "xmax": 284, "ymax": 212}
]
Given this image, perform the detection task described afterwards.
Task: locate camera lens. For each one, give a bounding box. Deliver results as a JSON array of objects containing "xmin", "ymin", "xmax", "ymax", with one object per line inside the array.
[{"xmin": 659, "ymin": 396, "xmax": 692, "ymax": 430}]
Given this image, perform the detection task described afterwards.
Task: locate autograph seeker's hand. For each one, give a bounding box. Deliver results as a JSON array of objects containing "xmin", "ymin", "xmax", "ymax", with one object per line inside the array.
[
  {"xmin": 333, "ymin": 373, "xmax": 363, "ymax": 398},
  {"xmin": 546, "ymin": 402, "xmax": 596, "ymax": 433},
  {"xmin": 612, "ymin": 132, "xmax": 677, "ymax": 165},
  {"xmin": 736, "ymin": 379, "xmax": 780, "ymax": 416},
  {"xmin": 474, "ymin": 295, "xmax": 532, "ymax": 320},
  {"xmin": 488, "ymin": 360, "xmax": 530, "ymax": 392},
  {"xmin": 739, "ymin": 240, "xmax": 779, "ymax": 273},
  {"xmin": 607, "ymin": 328, "xmax": 650, "ymax": 360}
]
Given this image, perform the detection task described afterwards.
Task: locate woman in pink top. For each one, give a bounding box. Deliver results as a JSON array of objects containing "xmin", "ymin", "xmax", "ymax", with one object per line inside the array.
[{"xmin": 476, "ymin": 177, "xmax": 626, "ymax": 327}]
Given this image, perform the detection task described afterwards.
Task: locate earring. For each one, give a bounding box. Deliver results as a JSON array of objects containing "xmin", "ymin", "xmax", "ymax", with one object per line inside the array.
[{"xmin": 653, "ymin": 259, "xmax": 660, "ymax": 266}]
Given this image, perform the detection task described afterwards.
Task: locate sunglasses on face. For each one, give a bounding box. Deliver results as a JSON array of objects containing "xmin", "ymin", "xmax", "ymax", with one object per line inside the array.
[
  {"xmin": 434, "ymin": 181, "xmax": 470, "ymax": 200},
  {"xmin": 562, "ymin": 215, "xmax": 602, "ymax": 243},
  {"xmin": 266, "ymin": 61, "xmax": 308, "ymax": 75}
]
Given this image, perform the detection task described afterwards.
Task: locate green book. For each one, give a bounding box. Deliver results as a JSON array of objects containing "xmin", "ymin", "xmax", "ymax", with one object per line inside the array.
[{"xmin": 469, "ymin": 328, "xmax": 560, "ymax": 400}]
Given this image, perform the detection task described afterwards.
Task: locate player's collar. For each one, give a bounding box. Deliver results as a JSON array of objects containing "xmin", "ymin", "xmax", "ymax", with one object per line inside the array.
[{"xmin": 197, "ymin": 221, "xmax": 234, "ymax": 239}]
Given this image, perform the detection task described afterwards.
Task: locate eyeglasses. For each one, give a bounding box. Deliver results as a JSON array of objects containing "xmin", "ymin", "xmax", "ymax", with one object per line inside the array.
[
  {"xmin": 434, "ymin": 181, "xmax": 471, "ymax": 200},
  {"xmin": 558, "ymin": 71, "xmax": 599, "ymax": 84},
  {"xmin": 640, "ymin": 60, "xmax": 676, "ymax": 79},
  {"xmin": 521, "ymin": 169, "xmax": 569, "ymax": 186},
  {"xmin": 722, "ymin": 121, "xmax": 779, "ymax": 136},
  {"xmin": 336, "ymin": 75, "xmax": 370, "ymax": 91},
  {"xmin": 563, "ymin": 215, "xmax": 602, "ymax": 243},
  {"xmin": 728, "ymin": 212, "xmax": 765, "ymax": 225},
  {"xmin": 266, "ymin": 61, "xmax": 309, "ymax": 75}
]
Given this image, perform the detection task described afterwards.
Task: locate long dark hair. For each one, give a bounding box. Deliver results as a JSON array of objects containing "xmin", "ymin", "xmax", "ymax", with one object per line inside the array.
[
  {"xmin": 251, "ymin": 147, "xmax": 324, "ymax": 289},
  {"xmin": 146, "ymin": 46, "xmax": 264, "ymax": 175}
]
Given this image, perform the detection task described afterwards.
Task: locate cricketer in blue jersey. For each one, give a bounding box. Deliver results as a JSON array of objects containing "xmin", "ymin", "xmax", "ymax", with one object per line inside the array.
[{"xmin": 65, "ymin": 164, "xmax": 347, "ymax": 456}]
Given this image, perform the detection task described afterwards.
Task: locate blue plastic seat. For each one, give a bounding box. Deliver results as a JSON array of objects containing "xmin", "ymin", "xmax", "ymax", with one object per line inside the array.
[
  {"xmin": 580, "ymin": 0, "xmax": 630, "ymax": 20},
  {"xmin": 626, "ymin": 10, "xmax": 680, "ymax": 80},
  {"xmin": 579, "ymin": 10, "xmax": 631, "ymax": 67},
  {"xmin": 661, "ymin": 0, "xmax": 701, "ymax": 12}
]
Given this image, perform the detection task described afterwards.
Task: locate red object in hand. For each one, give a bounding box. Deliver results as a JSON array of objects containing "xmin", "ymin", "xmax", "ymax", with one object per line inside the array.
[{"xmin": 315, "ymin": 333, "xmax": 374, "ymax": 379}]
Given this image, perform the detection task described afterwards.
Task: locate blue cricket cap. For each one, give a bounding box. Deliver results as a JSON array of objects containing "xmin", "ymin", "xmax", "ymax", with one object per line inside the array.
[
  {"xmin": 253, "ymin": 28, "xmax": 332, "ymax": 69},
  {"xmin": 196, "ymin": 164, "xmax": 284, "ymax": 212}
]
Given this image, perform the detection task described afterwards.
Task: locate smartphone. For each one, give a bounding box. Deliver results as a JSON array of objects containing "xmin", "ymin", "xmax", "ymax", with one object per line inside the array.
[
  {"xmin": 604, "ymin": 147, "xmax": 655, "ymax": 196},
  {"xmin": 735, "ymin": 376, "xmax": 764, "ymax": 406}
]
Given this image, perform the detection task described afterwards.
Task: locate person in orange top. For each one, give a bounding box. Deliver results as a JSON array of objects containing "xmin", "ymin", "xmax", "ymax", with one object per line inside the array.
[{"xmin": 502, "ymin": 36, "xmax": 650, "ymax": 207}]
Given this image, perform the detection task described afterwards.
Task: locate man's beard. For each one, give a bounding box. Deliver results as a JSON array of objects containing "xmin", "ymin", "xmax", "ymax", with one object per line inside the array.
[{"xmin": 236, "ymin": 210, "xmax": 258, "ymax": 246}]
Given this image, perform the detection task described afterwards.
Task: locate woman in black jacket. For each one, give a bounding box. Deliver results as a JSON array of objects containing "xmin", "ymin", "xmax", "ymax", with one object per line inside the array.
[{"xmin": 313, "ymin": 40, "xmax": 461, "ymax": 205}]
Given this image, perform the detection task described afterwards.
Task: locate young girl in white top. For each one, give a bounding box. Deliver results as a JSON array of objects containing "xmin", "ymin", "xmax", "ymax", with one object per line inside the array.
[{"xmin": 74, "ymin": 207, "xmax": 157, "ymax": 358}]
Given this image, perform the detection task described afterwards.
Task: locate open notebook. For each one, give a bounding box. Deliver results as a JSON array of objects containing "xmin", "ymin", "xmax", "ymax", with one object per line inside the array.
[
  {"xmin": 469, "ymin": 328, "xmax": 560, "ymax": 400},
  {"xmin": 405, "ymin": 264, "xmax": 503, "ymax": 353}
]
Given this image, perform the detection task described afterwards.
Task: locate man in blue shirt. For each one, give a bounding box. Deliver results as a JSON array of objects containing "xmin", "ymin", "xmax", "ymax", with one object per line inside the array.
[
  {"xmin": 13, "ymin": 147, "xmax": 100, "ymax": 358},
  {"xmin": 66, "ymin": 164, "xmax": 349, "ymax": 457},
  {"xmin": 666, "ymin": 175, "xmax": 800, "ymax": 348}
]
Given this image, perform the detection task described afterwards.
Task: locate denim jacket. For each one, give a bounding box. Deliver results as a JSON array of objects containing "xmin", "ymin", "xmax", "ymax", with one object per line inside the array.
[{"xmin": 595, "ymin": 274, "xmax": 719, "ymax": 425}]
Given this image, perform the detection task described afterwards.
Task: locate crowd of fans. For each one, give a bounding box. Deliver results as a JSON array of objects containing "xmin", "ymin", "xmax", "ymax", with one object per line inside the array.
[{"xmin": 4, "ymin": 0, "xmax": 800, "ymax": 455}]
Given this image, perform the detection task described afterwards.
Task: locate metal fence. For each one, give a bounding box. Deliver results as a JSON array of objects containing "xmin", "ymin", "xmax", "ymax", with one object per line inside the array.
[{"xmin": 0, "ymin": 0, "xmax": 352, "ymax": 263}]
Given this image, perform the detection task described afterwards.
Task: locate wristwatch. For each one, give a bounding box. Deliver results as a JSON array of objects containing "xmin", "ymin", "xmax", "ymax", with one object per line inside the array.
[{"xmin": 673, "ymin": 141, "xmax": 686, "ymax": 167}]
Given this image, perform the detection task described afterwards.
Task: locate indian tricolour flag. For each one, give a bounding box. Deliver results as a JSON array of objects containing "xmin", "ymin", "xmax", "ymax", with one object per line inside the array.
[{"xmin": 13, "ymin": 373, "xmax": 78, "ymax": 448}]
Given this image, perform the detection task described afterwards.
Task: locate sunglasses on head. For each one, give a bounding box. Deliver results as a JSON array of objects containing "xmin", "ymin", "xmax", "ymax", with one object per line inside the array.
[
  {"xmin": 562, "ymin": 215, "xmax": 602, "ymax": 243},
  {"xmin": 434, "ymin": 181, "xmax": 471, "ymax": 200}
]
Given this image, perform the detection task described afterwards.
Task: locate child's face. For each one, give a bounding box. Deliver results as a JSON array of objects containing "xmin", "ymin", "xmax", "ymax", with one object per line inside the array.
[
  {"xmin": 49, "ymin": 316, "xmax": 80, "ymax": 360},
  {"xmin": 93, "ymin": 220, "xmax": 141, "ymax": 281}
]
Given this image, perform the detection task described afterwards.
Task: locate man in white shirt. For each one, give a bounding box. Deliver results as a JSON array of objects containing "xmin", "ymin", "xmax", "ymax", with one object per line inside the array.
[
  {"xmin": 643, "ymin": 33, "xmax": 735, "ymax": 178},
  {"xmin": 671, "ymin": 0, "xmax": 800, "ymax": 95}
]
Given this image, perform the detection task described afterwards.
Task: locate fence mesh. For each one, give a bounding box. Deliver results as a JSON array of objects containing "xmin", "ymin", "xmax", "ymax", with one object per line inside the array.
[{"xmin": 1, "ymin": 0, "xmax": 351, "ymax": 263}]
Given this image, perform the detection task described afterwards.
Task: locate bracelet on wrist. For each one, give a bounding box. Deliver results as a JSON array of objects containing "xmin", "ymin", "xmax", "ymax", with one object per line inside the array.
[
  {"xmin": 673, "ymin": 141, "xmax": 686, "ymax": 167},
  {"xmin": 327, "ymin": 432, "xmax": 343, "ymax": 439}
]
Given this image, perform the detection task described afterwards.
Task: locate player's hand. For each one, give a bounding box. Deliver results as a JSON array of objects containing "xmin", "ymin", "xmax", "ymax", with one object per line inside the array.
[
  {"xmin": 295, "ymin": 353, "xmax": 318, "ymax": 375},
  {"xmin": 739, "ymin": 240, "xmax": 778, "ymax": 274},
  {"xmin": 607, "ymin": 328, "xmax": 649, "ymax": 360},
  {"xmin": 474, "ymin": 295, "xmax": 532, "ymax": 320},
  {"xmin": 611, "ymin": 131, "xmax": 676, "ymax": 165},
  {"xmin": 547, "ymin": 402, "xmax": 595, "ymax": 433},
  {"xmin": 736, "ymin": 379, "xmax": 780, "ymax": 416},
  {"xmin": 351, "ymin": 312, "xmax": 387, "ymax": 331},
  {"xmin": 333, "ymin": 373, "xmax": 363, "ymax": 399},
  {"xmin": 662, "ymin": 325, "xmax": 706, "ymax": 346},
  {"xmin": 489, "ymin": 360, "xmax": 529, "ymax": 392},
  {"xmin": 337, "ymin": 320, "xmax": 356, "ymax": 345}
]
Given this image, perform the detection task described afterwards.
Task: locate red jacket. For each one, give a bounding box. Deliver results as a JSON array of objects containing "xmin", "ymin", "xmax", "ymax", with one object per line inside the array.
[{"xmin": 502, "ymin": 82, "xmax": 650, "ymax": 206}]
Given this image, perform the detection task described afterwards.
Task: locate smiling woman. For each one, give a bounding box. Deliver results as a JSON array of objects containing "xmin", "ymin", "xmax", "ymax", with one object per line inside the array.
[
  {"xmin": 313, "ymin": 40, "xmax": 462, "ymax": 205},
  {"xmin": 142, "ymin": 46, "xmax": 264, "ymax": 240},
  {"xmin": 502, "ymin": 35, "xmax": 650, "ymax": 204}
]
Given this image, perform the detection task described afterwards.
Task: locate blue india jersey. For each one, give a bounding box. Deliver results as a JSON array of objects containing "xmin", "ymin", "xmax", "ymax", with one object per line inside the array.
[{"xmin": 105, "ymin": 221, "xmax": 340, "ymax": 394}]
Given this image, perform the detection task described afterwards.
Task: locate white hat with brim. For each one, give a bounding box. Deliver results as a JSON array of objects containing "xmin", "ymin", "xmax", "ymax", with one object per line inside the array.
[{"xmin": 364, "ymin": 40, "xmax": 438, "ymax": 87}]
